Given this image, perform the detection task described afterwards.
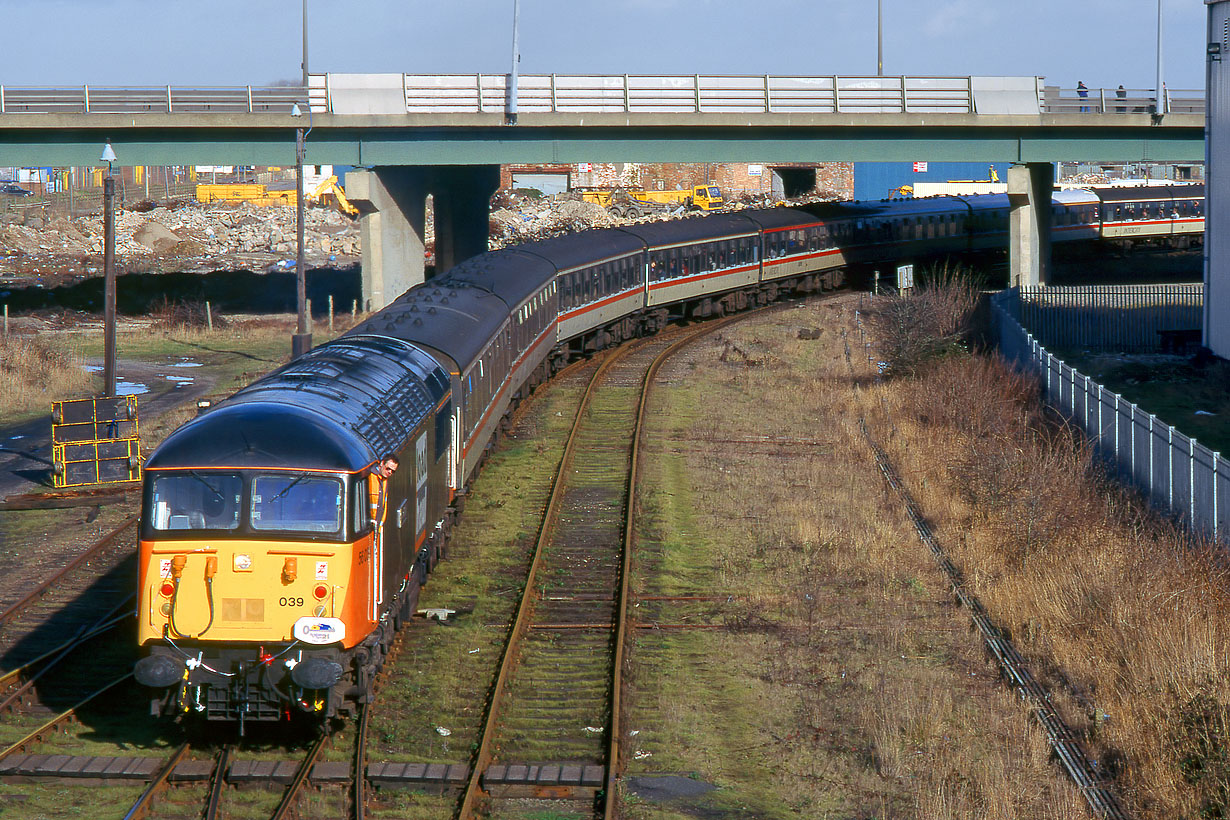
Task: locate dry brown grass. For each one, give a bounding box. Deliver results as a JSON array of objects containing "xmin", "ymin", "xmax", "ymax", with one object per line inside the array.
[
  {"xmin": 0, "ymin": 333, "xmax": 94, "ymax": 417},
  {"xmin": 863, "ymin": 281, "xmax": 1230, "ymax": 819},
  {"xmin": 623, "ymin": 297, "xmax": 1083, "ymax": 818}
]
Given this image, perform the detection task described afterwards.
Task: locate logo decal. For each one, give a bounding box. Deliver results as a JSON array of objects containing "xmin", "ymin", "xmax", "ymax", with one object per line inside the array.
[
  {"xmin": 293, "ymin": 616, "xmax": 346, "ymax": 645},
  {"xmin": 315, "ymin": 561, "xmax": 328, "ymax": 580}
]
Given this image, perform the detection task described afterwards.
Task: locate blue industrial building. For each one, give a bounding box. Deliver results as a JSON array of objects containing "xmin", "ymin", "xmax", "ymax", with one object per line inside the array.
[{"xmin": 853, "ymin": 161, "xmax": 1015, "ymax": 201}]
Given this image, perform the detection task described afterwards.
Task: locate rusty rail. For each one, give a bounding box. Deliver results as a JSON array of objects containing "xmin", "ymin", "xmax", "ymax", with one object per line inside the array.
[
  {"xmin": 0, "ymin": 596, "xmax": 134, "ymax": 713},
  {"xmin": 122, "ymin": 741, "xmax": 190, "ymax": 820},
  {"xmin": 270, "ymin": 729, "xmax": 330, "ymax": 820},
  {"xmin": 0, "ymin": 673, "xmax": 133, "ymax": 761},
  {"xmin": 0, "ymin": 514, "xmax": 137, "ymax": 628},
  {"xmin": 205, "ymin": 745, "xmax": 232, "ymax": 820},
  {"xmin": 456, "ymin": 346, "xmax": 624, "ymax": 819}
]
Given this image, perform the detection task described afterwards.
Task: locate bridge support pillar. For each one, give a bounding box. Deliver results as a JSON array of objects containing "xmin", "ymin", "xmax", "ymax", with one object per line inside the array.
[
  {"xmin": 346, "ymin": 165, "xmax": 499, "ymax": 312},
  {"xmin": 1006, "ymin": 162, "xmax": 1053, "ymax": 288},
  {"xmin": 346, "ymin": 168, "xmax": 427, "ymax": 312},
  {"xmin": 431, "ymin": 166, "xmax": 501, "ymax": 273}
]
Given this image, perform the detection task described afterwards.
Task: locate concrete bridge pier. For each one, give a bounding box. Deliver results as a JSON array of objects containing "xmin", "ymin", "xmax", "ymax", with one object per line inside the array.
[
  {"xmin": 346, "ymin": 165, "xmax": 500, "ymax": 311},
  {"xmin": 1007, "ymin": 162, "xmax": 1054, "ymax": 288},
  {"xmin": 431, "ymin": 166, "xmax": 501, "ymax": 273}
]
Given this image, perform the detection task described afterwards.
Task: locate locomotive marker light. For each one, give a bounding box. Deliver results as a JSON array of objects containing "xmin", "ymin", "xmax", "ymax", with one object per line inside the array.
[{"xmin": 101, "ymin": 141, "xmax": 118, "ymax": 398}]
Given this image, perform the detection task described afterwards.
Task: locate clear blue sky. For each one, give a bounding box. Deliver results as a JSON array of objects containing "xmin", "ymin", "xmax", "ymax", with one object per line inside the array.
[{"xmin": 0, "ymin": 0, "xmax": 1208, "ymax": 92}]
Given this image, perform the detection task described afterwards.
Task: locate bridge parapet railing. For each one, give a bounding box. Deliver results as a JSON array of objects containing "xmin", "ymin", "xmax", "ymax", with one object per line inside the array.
[
  {"xmin": 991, "ymin": 287, "xmax": 1229, "ymax": 543},
  {"xmin": 395, "ymin": 73, "xmax": 981, "ymax": 115},
  {"xmin": 0, "ymin": 85, "xmax": 305, "ymax": 115},
  {"xmin": 2, "ymin": 76, "xmax": 1204, "ymax": 117},
  {"xmin": 1042, "ymin": 85, "xmax": 1205, "ymax": 115}
]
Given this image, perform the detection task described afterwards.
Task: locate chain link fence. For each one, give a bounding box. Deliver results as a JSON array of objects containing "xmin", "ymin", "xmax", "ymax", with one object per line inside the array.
[{"xmin": 992, "ymin": 287, "xmax": 1228, "ymax": 541}]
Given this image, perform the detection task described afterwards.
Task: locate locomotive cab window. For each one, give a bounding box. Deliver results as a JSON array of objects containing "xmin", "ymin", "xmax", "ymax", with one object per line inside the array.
[
  {"xmin": 251, "ymin": 474, "xmax": 343, "ymax": 535},
  {"xmin": 150, "ymin": 472, "xmax": 242, "ymax": 532}
]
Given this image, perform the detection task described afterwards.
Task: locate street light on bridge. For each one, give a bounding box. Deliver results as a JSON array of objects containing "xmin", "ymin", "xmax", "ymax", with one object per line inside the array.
[{"xmin": 291, "ymin": 103, "xmax": 311, "ymax": 358}]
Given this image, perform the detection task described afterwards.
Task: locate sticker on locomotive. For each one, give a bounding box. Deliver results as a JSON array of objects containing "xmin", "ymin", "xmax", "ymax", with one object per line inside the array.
[
  {"xmin": 159, "ymin": 558, "xmax": 172, "ymax": 577},
  {"xmin": 293, "ymin": 617, "xmax": 346, "ymax": 645},
  {"xmin": 315, "ymin": 561, "xmax": 328, "ymax": 580}
]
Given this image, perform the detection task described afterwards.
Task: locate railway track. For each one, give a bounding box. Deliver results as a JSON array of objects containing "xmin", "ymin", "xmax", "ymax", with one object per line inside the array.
[
  {"xmin": 0, "ymin": 514, "xmax": 137, "ymax": 669},
  {"xmin": 459, "ymin": 315, "xmax": 747, "ymax": 820}
]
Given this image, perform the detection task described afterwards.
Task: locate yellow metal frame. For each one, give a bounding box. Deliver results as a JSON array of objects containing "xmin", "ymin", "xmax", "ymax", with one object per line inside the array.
[{"xmin": 51, "ymin": 395, "xmax": 142, "ymax": 488}]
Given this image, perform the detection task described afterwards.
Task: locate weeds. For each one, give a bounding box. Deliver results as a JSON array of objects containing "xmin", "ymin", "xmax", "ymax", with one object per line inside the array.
[
  {"xmin": 0, "ymin": 333, "xmax": 93, "ymax": 417},
  {"xmin": 863, "ymin": 273, "xmax": 1230, "ymax": 818}
]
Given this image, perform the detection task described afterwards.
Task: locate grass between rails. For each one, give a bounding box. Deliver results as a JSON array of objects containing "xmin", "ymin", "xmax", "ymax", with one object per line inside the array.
[
  {"xmin": 861, "ymin": 282, "xmax": 1230, "ymax": 819},
  {"xmin": 362, "ymin": 365, "xmax": 593, "ymax": 817},
  {"xmin": 622, "ymin": 299, "xmax": 1085, "ymax": 819}
]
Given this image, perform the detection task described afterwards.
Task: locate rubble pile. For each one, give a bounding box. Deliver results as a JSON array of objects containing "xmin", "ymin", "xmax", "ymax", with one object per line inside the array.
[
  {"xmin": 0, "ymin": 202, "xmax": 360, "ymax": 263},
  {"xmin": 489, "ymin": 193, "xmax": 617, "ymax": 247}
]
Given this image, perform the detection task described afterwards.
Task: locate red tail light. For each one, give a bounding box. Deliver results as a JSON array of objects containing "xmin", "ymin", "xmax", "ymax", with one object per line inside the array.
[
  {"xmin": 313, "ymin": 584, "xmax": 329, "ymax": 600},
  {"xmin": 159, "ymin": 581, "xmax": 175, "ymax": 598}
]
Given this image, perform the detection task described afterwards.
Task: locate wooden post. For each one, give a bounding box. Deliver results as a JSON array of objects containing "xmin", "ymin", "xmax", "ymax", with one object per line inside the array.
[
  {"xmin": 3, "ymin": 304, "xmax": 7, "ymax": 336},
  {"xmin": 352, "ymin": 299, "xmax": 357, "ymax": 319},
  {"xmin": 205, "ymin": 301, "xmax": 213, "ymax": 332},
  {"xmin": 328, "ymin": 294, "xmax": 334, "ymax": 332}
]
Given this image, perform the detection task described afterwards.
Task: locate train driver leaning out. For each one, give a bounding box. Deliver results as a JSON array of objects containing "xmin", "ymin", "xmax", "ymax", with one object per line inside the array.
[{"xmin": 368, "ymin": 454, "xmax": 400, "ymax": 545}]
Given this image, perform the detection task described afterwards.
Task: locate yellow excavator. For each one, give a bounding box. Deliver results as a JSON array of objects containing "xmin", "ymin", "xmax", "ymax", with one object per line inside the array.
[{"xmin": 307, "ymin": 175, "xmax": 358, "ymax": 216}]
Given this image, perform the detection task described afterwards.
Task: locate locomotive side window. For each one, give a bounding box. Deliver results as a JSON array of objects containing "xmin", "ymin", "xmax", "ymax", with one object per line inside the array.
[
  {"xmin": 251, "ymin": 475, "xmax": 342, "ymax": 534},
  {"xmin": 353, "ymin": 478, "xmax": 370, "ymax": 533},
  {"xmin": 435, "ymin": 400, "xmax": 452, "ymax": 461},
  {"xmin": 150, "ymin": 472, "xmax": 242, "ymax": 531}
]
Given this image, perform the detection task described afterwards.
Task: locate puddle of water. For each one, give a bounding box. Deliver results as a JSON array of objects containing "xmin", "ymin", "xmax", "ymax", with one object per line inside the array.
[
  {"xmin": 166, "ymin": 375, "xmax": 194, "ymax": 383},
  {"xmin": 116, "ymin": 381, "xmax": 149, "ymax": 396},
  {"xmin": 170, "ymin": 360, "xmax": 203, "ymax": 368},
  {"xmin": 83, "ymin": 365, "xmax": 102, "ymax": 373}
]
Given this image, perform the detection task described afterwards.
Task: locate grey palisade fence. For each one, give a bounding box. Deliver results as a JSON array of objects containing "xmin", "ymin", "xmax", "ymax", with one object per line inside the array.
[{"xmin": 992, "ymin": 286, "xmax": 1229, "ymax": 542}]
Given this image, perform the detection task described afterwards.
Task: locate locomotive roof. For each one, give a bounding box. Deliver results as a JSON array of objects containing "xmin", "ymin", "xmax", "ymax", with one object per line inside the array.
[
  {"xmin": 617, "ymin": 213, "xmax": 759, "ymax": 247},
  {"xmin": 345, "ymin": 281, "xmax": 509, "ymax": 373},
  {"xmin": 436, "ymin": 247, "xmax": 556, "ymax": 307},
  {"xmin": 1091, "ymin": 184, "xmax": 1204, "ymax": 203},
  {"xmin": 516, "ymin": 229, "xmax": 645, "ymax": 272},
  {"xmin": 147, "ymin": 336, "xmax": 449, "ymax": 472}
]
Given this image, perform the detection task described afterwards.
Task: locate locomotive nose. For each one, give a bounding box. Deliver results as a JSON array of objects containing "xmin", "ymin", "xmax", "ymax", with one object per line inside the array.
[{"xmin": 135, "ymin": 654, "xmax": 184, "ymax": 688}]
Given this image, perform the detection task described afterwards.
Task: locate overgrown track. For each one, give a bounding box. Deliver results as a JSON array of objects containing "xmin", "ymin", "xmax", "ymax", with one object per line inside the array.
[
  {"xmin": 843, "ymin": 323, "xmax": 1132, "ymax": 820},
  {"xmin": 459, "ymin": 315, "xmax": 748, "ymax": 820}
]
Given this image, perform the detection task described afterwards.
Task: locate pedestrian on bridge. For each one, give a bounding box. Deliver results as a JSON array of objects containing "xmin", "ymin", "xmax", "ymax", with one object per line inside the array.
[{"xmin": 1077, "ymin": 81, "xmax": 1089, "ymax": 112}]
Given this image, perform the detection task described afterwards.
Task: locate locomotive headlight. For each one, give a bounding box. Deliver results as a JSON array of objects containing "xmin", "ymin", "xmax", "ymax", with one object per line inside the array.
[
  {"xmin": 160, "ymin": 603, "xmax": 172, "ymax": 616},
  {"xmin": 234, "ymin": 553, "xmax": 253, "ymax": 572}
]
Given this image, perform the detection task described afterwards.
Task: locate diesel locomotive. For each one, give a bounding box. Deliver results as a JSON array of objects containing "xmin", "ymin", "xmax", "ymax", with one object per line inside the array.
[{"xmin": 133, "ymin": 184, "xmax": 1203, "ymax": 728}]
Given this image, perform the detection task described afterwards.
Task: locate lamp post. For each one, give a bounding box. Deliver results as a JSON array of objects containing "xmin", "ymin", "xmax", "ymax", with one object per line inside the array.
[
  {"xmin": 1156, "ymin": 0, "xmax": 1165, "ymax": 114},
  {"xmin": 101, "ymin": 141, "xmax": 117, "ymax": 397},
  {"xmin": 291, "ymin": 104, "xmax": 311, "ymax": 357},
  {"xmin": 508, "ymin": 0, "xmax": 520, "ymax": 125},
  {"xmin": 877, "ymin": 0, "xmax": 883, "ymax": 75}
]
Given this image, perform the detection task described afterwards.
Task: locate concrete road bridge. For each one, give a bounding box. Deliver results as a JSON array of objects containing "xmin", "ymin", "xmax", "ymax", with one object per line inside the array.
[{"xmin": 0, "ymin": 74, "xmax": 1206, "ymax": 309}]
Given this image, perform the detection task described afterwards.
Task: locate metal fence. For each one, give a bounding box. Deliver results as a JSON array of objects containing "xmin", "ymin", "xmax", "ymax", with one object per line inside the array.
[
  {"xmin": 1011, "ymin": 284, "xmax": 1204, "ymax": 352},
  {"xmin": 1042, "ymin": 85, "xmax": 1205, "ymax": 115},
  {"xmin": 395, "ymin": 74, "xmax": 980, "ymax": 115},
  {"xmin": 0, "ymin": 76, "xmax": 1206, "ymax": 118},
  {"xmin": 0, "ymin": 85, "xmax": 305, "ymax": 115},
  {"xmin": 991, "ymin": 288, "xmax": 1229, "ymax": 542}
]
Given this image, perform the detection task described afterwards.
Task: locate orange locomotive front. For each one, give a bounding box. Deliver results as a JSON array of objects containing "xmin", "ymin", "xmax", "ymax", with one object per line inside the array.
[{"xmin": 132, "ymin": 338, "xmax": 454, "ymax": 731}]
